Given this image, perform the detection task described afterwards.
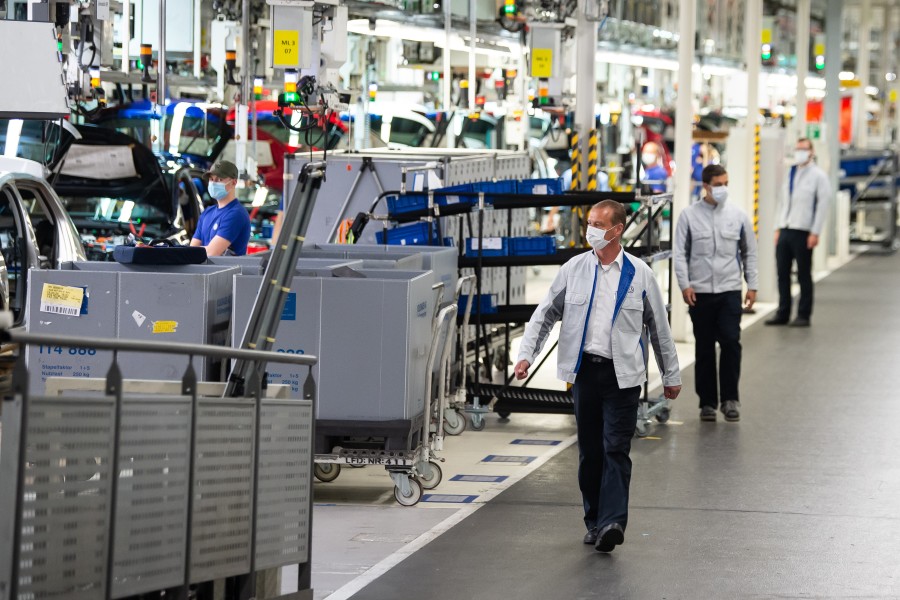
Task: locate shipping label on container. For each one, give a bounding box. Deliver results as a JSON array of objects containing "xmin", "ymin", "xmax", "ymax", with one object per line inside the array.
[{"xmin": 39, "ymin": 283, "xmax": 85, "ymax": 317}]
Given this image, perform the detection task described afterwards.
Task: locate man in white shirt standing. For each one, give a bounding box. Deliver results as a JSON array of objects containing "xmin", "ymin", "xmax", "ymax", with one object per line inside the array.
[{"xmin": 766, "ymin": 138, "xmax": 832, "ymax": 327}]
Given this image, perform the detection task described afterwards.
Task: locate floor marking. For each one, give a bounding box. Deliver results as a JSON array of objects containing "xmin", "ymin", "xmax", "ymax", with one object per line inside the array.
[
  {"xmin": 482, "ymin": 454, "xmax": 536, "ymax": 464},
  {"xmin": 421, "ymin": 494, "xmax": 478, "ymax": 504},
  {"xmin": 322, "ymin": 433, "xmax": 577, "ymax": 600},
  {"xmin": 510, "ymin": 439, "xmax": 561, "ymax": 446},
  {"xmin": 449, "ymin": 475, "xmax": 509, "ymax": 483}
]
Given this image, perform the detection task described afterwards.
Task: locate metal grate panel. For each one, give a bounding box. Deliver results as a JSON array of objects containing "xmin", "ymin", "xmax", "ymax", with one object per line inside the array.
[
  {"xmin": 255, "ymin": 400, "xmax": 313, "ymax": 570},
  {"xmin": 190, "ymin": 399, "xmax": 255, "ymax": 584},
  {"xmin": 1, "ymin": 396, "xmax": 116, "ymax": 600},
  {"xmin": 111, "ymin": 396, "xmax": 192, "ymax": 598}
]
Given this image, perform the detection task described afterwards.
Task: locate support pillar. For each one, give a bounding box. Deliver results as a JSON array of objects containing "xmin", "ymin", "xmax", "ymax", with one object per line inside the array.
[
  {"xmin": 856, "ymin": 0, "xmax": 872, "ymax": 148},
  {"xmin": 824, "ymin": 0, "xmax": 842, "ymax": 255},
  {"xmin": 575, "ymin": 0, "xmax": 598, "ymax": 189},
  {"xmin": 794, "ymin": 0, "xmax": 811, "ymax": 143},
  {"xmin": 670, "ymin": 0, "xmax": 696, "ymax": 343}
]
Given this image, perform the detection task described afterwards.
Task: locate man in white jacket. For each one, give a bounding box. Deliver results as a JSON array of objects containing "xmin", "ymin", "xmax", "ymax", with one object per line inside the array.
[
  {"xmin": 673, "ymin": 164, "xmax": 759, "ymax": 423},
  {"xmin": 514, "ymin": 200, "xmax": 681, "ymax": 553}
]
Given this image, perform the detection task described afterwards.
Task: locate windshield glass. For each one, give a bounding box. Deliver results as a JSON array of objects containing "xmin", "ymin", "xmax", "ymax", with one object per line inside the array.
[{"xmin": 95, "ymin": 113, "xmax": 226, "ymax": 160}]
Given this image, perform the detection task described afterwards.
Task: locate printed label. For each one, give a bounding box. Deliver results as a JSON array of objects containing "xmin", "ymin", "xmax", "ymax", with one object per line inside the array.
[
  {"xmin": 470, "ymin": 237, "xmax": 503, "ymax": 251},
  {"xmin": 40, "ymin": 284, "xmax": 84, "ymax": 317}
]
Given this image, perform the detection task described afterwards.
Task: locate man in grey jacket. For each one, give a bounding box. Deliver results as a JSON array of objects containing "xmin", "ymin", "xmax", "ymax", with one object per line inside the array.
[
  {"xmin": 766, "ymin": 138, "xmax": 831, "ymax": 327},
  {"xmin": 514, "ymin": 200, "xmax": 681, "ymax": 553},
  {"xmin": 674, "ymin": 164, "xmax": 758, "ymax": 423}
]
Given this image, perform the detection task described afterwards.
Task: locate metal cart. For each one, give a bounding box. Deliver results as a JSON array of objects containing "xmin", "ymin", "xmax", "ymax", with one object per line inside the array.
[{"xmin": 0, "ymin": 327, "xmax": 319, "ymax": 600}]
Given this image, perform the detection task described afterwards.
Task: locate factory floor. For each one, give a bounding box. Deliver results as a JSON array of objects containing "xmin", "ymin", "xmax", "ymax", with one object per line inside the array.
[{"xmin": 300, "ymin": 249, "xmax": 900, "ymax": 600}]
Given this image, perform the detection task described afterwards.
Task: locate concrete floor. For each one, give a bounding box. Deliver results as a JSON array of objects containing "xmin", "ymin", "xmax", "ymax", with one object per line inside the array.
[{"xmin": 339, "ymin": 251, "xmax": 900, "ymax": 599}]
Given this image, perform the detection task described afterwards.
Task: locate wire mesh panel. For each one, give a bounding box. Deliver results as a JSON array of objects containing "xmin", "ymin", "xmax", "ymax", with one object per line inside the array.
[
  {"xmin": 0, "ymin": 395, "xmax": 116, "ymax": 600},
  {"xmin": 255, "ymin": 399, "xmax": 314, "ymax": 570},
  {"xmin": 190, "ymin": 398, "xmax": 256, "ymax": 584},
  {"xmin": 111, "ymin": 396, "xmax": 192, "ymax": 598}
]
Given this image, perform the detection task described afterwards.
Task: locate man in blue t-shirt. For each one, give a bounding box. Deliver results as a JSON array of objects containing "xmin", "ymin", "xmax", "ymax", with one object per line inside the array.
[
  {"xmin": 640, "ymin": 142, "xmax": 669, "ymax": 194},
  {"xmin": 191, "ymin": 160, "xmax": 251, "ymax": 256}
]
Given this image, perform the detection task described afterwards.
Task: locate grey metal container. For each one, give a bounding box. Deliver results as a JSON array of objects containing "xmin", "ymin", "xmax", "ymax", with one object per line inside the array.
[
  {"xmin": 25, "ymin": 262, "xmax": 239, "ymax": 392},
  {"xmin": 304, "ymin": 243, "xmax": 458, "ymax": 294},
  {"xmin": 232, "ymin": 268, "xmax": 435, "ymax": 421}
]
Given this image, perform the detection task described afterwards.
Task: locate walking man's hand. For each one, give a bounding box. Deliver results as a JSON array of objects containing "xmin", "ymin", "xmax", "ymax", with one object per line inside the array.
[
  {"xmin": 682, "ymin": 287, "xmax": 697, "ymax": 307},
  {"xmin": 514, "ymin": 360, "xmax": 531, "ymax": 380},
  {"xmin": 663, "ymin": 385, "xmax": 681, "ymax": 400}
]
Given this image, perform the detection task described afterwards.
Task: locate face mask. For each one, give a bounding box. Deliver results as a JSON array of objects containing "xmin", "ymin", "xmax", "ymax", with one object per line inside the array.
[
  {"xmin": 208, "ymin": 181, "xmax": 229, "ymax": 200},
  {"xmin": 794, "ymin": 150, "xmax": 811, "ymax": 165},
  {"xmin": 710, "ymin": 186, "xmax": 728, "ymax": 204},
  {"xmin": 641, "ymin": 153, "xmax": 657, "ymax": 166},
  {"xmin": 586, "ymin": 225, "xmax": 612, "ymax": 251}
]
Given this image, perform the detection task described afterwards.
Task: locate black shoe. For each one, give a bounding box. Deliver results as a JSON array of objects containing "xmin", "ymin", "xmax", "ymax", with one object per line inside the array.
[
  {"xmin": 583, "ymin": 527, "xmax": 598, "ymax": 545},
  {"xmin": 789, "ymin": 318, "xmax": 810, "ymax": 327},
  {"xmin": 595, "ymin": 523, "xmax": 625, "ymax": 553},
  {"xmin": 700, "ymin": 406, "xmax": 717, "ymax": 421},
  {"xmin": 765, "ymin": 316, "xmax": 789, "ymax": 326},
  {"xmin": 721, "ymin": 400, "xmax": 741, "ymax": 422}
]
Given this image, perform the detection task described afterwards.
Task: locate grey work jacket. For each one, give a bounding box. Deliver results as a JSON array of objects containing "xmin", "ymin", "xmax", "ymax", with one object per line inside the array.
[
  {"xmin": 673, "ymin": 200, "xmax": 759, "ymax": 294},
  {"xmin": 776, "ymin": 163, "xmax": 831, "ymax": 235},
  {"xmin": 517, "ymin": 249, "xmax": 682, "ymax": 389}
]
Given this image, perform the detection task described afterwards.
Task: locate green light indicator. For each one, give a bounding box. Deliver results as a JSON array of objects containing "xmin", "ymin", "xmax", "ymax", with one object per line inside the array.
[
  {"xmin": 137, "ymin": 60, "xmax": 143, "ymax": 70},
  {"xmin": 284, "ymin": 92, "xmax": 299, "ymax": 103}
]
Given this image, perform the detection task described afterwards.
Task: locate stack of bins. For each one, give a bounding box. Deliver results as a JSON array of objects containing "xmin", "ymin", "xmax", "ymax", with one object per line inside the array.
[
  {"xmin": 231, "ymin": 265, "xmax": 436, "ymax": 452},
  {"xmin": 25, "ymin": 262, "xmax": 239, "ymax": 394}
]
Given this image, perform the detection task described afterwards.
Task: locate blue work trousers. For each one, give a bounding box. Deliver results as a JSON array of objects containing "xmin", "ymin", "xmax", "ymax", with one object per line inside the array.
[{"xmin": 572, "ymin": 356, "xmax": 641, "ymax": 532}]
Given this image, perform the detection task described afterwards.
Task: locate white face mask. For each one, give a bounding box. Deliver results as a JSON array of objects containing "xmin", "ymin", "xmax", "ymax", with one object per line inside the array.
[
  {"xmin": 794, "ymin": 149, "xmax": 811, "ymax": 165},
  {"xmin": 710, "ymin": 186, "xmax": 728, "ymax": 204},
  {"xmin": 586, "ymin": 225, "xmax": 612, "ymax": 251},
  {"xmin": 641, "ymin": 153, "xmax": 657, "ymax": 166}
]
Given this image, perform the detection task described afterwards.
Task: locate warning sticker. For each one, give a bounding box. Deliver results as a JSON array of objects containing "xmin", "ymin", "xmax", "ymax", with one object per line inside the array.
[
  {"xmin": 40, "ymin": 284, "xmax": 85, "ymax": 317},
  {"xmin": 152, "ymin": 320, "xmax": 178, "ymax": 334},
  {"xmin": 274, "ymin": 30, "xmax": 300, "ymax": 67}
]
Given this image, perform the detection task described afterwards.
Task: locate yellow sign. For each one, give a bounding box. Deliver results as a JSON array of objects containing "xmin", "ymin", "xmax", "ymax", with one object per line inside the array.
[
  {"xmin": 890, "ymin": 90, "xmax": 898, "ymax": 103},
  {"xmin": 274, "ymin": 30, "xmax": 299, "ymax": 67},
  {"xmin": 761, "ymin": 29, "xmax": 772, "ymax": 44},
  {"xmin": 152, "ymin": 320, "xmax": 179, "ymax": 334},
  {"xmin": 39, "ymin": 283, "xmax": 84, "ymax": 316},
  {"xmin": 843, "ymin": 79, "xmax": 862, "ymax": 88},
  {"xmin": 531, "ymin": 48, "xmax": 553, "ymax": 78}
]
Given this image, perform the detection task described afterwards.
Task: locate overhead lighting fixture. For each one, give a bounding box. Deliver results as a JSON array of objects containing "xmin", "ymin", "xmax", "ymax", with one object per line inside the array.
[
  {"xmin": 839, "ymin": 71, "xmax": 855, "ymax": 81},
  {"xmin": 886, "ymin": 72, "xmax": 897, "ymax": 82}
]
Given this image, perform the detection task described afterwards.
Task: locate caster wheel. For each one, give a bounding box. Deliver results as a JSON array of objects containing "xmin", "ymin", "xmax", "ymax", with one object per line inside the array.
[
  {"xmin": 419, "ymin": 461, "xmax": 443, "ymax": 490},
  {"xmin": 394, "ymin": 476, "xmax": 423, "ymax": 506},
  {"xmin": 634, "ymin": 421, "xmax": 649, "ymax": 438},
  {"xmin": 497, "ymin": 411, "xmax": 511, "ymax": 420},
  {"xmin": 655, "ymin": 408, "xmax": 671, "ymax": 424},
  {"xmin": 470, "ymin": 415, "xmax": 486, "ymax": 431},
  {"xmin": 314, "ymin": 463, "xmax": 341, "ymax": 483},
  {"xmin": 443, "ymin": 410, "xmax": 467, "ymax": 436}
]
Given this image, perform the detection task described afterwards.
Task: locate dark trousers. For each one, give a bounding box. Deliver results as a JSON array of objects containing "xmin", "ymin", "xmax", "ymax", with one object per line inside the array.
[
  {"xmin": 572, "ymin": 357, "xmax": 641, "ymax": 532},
  {"xmin": 688, "ymin": 291, "xmax": 742, "ymax": 409},
  {"xmin": 776, "ymin": 228, "xmax": 814, "ymax": 320}
]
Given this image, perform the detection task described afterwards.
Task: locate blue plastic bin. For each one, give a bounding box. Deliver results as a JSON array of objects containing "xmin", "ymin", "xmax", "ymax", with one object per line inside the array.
[
  {"xmin": 458, "ymin": 294, "xmax": 498, "ymax": 315},
  {"xmin": 465, "ymin": 237, "xmax": 509, "ymax": 257},
  {"xmin": 840, "ymin": 156, "xmax": 882, "ymax": 177},
  {"xmin": 376, "ymin": 222, "xmax": 436, "ymax": 246},
  {"xmin": 509, "ymin": 236, "xmax": 557, "ymax": 256},
  {"xmin": 517, "ymin": 178, "xmax": 563, "ymax": 196},
  {"xmin": 475, "ymin": 180, "xmax": 517, "ymax": 195}
]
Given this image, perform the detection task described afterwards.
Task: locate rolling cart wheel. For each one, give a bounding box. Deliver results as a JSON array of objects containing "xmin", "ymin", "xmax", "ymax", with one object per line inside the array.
[
  {"xmin": 314, "ymin": 463, "xmax": 341, "ymax": 483},
  {"xmin": 419, "ymin": 461, "xmax": 443, "ymax": 490},
  {"xmin": 497, "ymin": 411, "xmax": 511, "ymax": 420},
  {"xmin": 634, "ymin": 421, "xmax": 650, "ymax": 438},
  {"xmin": 655, "ymin": 408, "xmax": 671, "ymax": 424},
  {"xmin": 394, "ymin": 476, "xmax": 424, "ymax": 507},
  {"xmin": 443, "ymin": 409, "xmax": 467, "ymax": 436},
  {"xmin": 470, "ymin": 414, "xmax": 486, "ymax": 431}
]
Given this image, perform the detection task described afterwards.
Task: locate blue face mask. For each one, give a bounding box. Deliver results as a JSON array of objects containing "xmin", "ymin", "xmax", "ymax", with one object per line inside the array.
[{"xmin": 208, "ymin": 181, "xmax": 229, "ymax": 200}]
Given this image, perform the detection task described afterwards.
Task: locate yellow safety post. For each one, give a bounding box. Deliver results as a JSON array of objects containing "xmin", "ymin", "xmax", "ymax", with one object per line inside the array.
[{"xmin": 586, "ymin": 129, "xmax": 599, "ymax": 191}]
